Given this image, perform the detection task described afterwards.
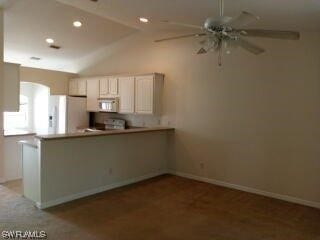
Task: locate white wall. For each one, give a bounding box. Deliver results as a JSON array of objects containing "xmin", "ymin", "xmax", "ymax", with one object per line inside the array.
[
  {"xmin": 0, "ymin": 9, "xmax": 5, "ymax": 183},
  {"xmin": 20, "ymin": 67, "xmax": 77, "ymax": 95},
  {"xmin": 80, "ymin": 30, "xmax": 320, "ymax": 205}
]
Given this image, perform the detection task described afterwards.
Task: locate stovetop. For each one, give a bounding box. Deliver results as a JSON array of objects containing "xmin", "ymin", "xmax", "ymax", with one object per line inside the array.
[{"xmin": 104, "ymin": 119, "xmax": 126, "ymax": 130}]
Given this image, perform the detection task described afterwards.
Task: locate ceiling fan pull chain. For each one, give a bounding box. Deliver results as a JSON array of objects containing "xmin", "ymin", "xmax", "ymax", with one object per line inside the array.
[
  {"xmin": 218, "ymin": 42, "xmax": 222, "ymax": 67},
  {"xmin": 219, "ymin": 0, "xmax": 224, "ymax": 17}
]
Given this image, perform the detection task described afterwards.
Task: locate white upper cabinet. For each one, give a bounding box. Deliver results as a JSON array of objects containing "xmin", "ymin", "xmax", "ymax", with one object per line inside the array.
[
  {"xmin": 135, "ymin": 74, "xmax": 164, "ymax": 115},
  {"xmin": 108, "ymin": 77, "xmax": 118, "ymax": 96},
  {"xmin": 69, "ymin": 78, "xmax": 87, "ymax": 96},
  {"xmin": 99, "ymin": 77, "xmax": 118, "ymax": 98},
  {"xmin": 118, "ymin": 76, "xmax": 135, "ymax": 114},
  {"xmin": 86, "ymin": 78, "xmax": 100, "ymax": 112},
  {"xmin": 99, "ymin": 77, "xmax": 109, "ymax": 98},
  {"xmin": 135, "ymin": 75, "xmax": 154, "ymax": 114},
  {"xmin": 73, "ymin": 73, "xmax": 163, "ymax": 115},
  {"xmin": 3, "ymin": 63, "xmax": 20, "ymax": 112},
  {"xmin": 78, "ymin": 79, "xmax": 87, "ymax": 96},
  {"xmin": 69, "ymin": 79, "xmax": 77, "ymax": 96}
]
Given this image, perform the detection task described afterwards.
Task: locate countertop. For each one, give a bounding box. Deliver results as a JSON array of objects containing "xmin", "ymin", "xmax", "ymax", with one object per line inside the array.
[
  {"xmin": 4, "ymin": 129, "xmax": 36, "ymax": 137},
  {"xmin": 19, "ymin": 139, "xmax": 39, "ymax": 148},
  {"xmin": 35, "ymin": 127, "xmax": 175, "ymax": 141}
]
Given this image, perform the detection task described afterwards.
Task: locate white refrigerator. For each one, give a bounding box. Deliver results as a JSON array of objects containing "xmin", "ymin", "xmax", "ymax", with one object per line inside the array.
[{"xmin": 48, "ymin": 96, "xmax": 89, "ymax": 134}]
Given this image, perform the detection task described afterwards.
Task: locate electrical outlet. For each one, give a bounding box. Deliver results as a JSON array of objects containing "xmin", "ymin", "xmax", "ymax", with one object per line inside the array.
[{"xmin": 200, "ymin": 163, "xmax": 204, "ymax": 170}]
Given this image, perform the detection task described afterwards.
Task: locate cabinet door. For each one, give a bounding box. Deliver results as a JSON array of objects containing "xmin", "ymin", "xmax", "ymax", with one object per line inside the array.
[
  {"xmin": 118, "ymin": 77, "xmax": 135, "ymax": 113},
  {"xmin": 78, "ymin": 79, "xmax": 87, "ymax": 96},
  {"xmin": 3, "ymin": 63, "xmax": 20, "ymax": 112},
  {"xmin": 108, "ymin": 77, "xmax": 118, "ymax": 95},
  {"xmin": 86, "ymin": 78, "xmax": 100, "ymax": 112},
  {"xmin": 69, "ymin": 80, "xmax": 77, "ymax": 96},
  {"xmin": 135, "ymin": 75, "xmax": 154, "ymax": 114},
  {"xmin": 99, "ymin": 78, "xmax": 109, "ymax": 97}
]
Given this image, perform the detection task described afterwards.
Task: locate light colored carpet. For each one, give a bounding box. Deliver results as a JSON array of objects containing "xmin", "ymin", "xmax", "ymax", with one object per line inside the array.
[{"xmin": 1, "ymin": 175, "xmax": 320, "ymax": 240}]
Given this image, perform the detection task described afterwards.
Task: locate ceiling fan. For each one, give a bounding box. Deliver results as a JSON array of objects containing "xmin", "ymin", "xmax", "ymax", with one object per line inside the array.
[{"xmin": 155, "ymin": 0, "xmax": 300, "ymax": 66}]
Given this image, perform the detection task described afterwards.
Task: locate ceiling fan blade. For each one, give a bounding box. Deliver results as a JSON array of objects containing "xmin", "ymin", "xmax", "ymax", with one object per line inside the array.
[
  {"xmin": 197, "ymin": 48, "xmax": 208, "ymax": 54},
  {"xmin": 240, "ymin": 29, "xmax": 300, "ymax": 40},
  {"xmin": 227, "ymin": 11, "xmax": 260, "ymax": 28},
  {"xmin": 199, "ymin": 39, "xmax": 207, "ymax": 45},
  {"xmin": 237, "ymin": 38, "xmax": 265, "ymax": 55},
  {"xmin": 155, "ymin": 33, "xmax": 206, "ymax": 43},
  {"xmin": 218, "ymin": 45, "xmax": 222, "ymax": 66},
  {"xmin": 161, "ymin": 20, "xmax": 203, "ymax": 29},
  {"xmin": 223, "ymin": 39, "xmax": 239, "ymax": 54}
]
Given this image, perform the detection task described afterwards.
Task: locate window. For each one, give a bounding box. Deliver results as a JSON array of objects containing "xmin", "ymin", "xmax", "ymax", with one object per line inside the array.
[{"xmin": 3, "ymin": 95, "xmax": 29, "ymax": 130}]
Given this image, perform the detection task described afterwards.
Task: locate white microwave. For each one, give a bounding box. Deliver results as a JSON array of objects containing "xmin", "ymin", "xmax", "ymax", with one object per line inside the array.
[{"xmin": 98, "ymin": 98, "xmax": 119, "ymax": 112}]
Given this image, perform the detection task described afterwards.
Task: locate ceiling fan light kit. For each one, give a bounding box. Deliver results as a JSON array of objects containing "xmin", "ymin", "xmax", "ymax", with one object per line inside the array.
[{"xmin": 155, "ymin": 0, "xmax": 300, "ymax": 66}]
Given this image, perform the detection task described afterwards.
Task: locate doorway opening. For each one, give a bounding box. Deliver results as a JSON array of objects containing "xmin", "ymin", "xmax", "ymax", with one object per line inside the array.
[{"xmin": 3, "ymin": 82, "xmax": 50, "ymax": 135}]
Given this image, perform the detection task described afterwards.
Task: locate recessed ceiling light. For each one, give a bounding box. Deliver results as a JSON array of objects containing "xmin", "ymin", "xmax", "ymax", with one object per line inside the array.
[
  {"xmin": 46, "ymin": 38, "xmax": 54, "ymax": 44},
  {"xmin": 139, "ymin": 17, "xmax": 149, "ymax": 23},
  {"xmin": 73, "ymin": 21, "xmax": 82, "ymax": 27}
]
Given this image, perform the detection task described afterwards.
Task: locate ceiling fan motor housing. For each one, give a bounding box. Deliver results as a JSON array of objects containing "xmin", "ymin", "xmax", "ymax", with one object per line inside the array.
[{"xmin": 204, "ymin": 17, "xmax": 221, "ymax": 31}]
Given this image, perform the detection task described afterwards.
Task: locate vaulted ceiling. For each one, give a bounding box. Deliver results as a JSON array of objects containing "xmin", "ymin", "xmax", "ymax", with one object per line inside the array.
[
  {"xmin": 58, "ymin": 0, "xmax": 320, "ymax": 31},
  {"xmin": 3, "ymin": 0, "xmax": 136, "ymax": 72},
  {"xmin": 2, "ymin": 0, "xmax": 320, "ymax": 73}
]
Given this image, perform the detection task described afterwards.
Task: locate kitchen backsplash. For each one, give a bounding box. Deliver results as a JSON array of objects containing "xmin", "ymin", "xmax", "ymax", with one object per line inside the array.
[{"xmin": 94, "ymin": 112, "xmax": 162, "ymax": 128}]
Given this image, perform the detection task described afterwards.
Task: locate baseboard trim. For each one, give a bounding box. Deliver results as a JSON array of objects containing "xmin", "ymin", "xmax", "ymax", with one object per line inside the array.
[
  {"xmin": 172, "ymin": 171, "xmax": 320, "ymax": 209},
  {"xmin": 0, "ymin": 177, "xmax": 5, "ymax": 184},
  {"xmin": 36, "ymin": 170, "xmax": 166, "ymax": 209},
  {"xmin": 3, "ymin": 176, "xmax": 22, "ymax": 183},
  {"xmin": 31, "ymin": 170, "xmax": 320, "ymax": 210}
]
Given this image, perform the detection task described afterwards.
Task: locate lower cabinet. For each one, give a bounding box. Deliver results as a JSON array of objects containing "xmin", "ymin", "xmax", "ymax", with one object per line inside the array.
[{"xmin": 86, "ymin": 78, "xmax": 100, "ymax": 112}]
